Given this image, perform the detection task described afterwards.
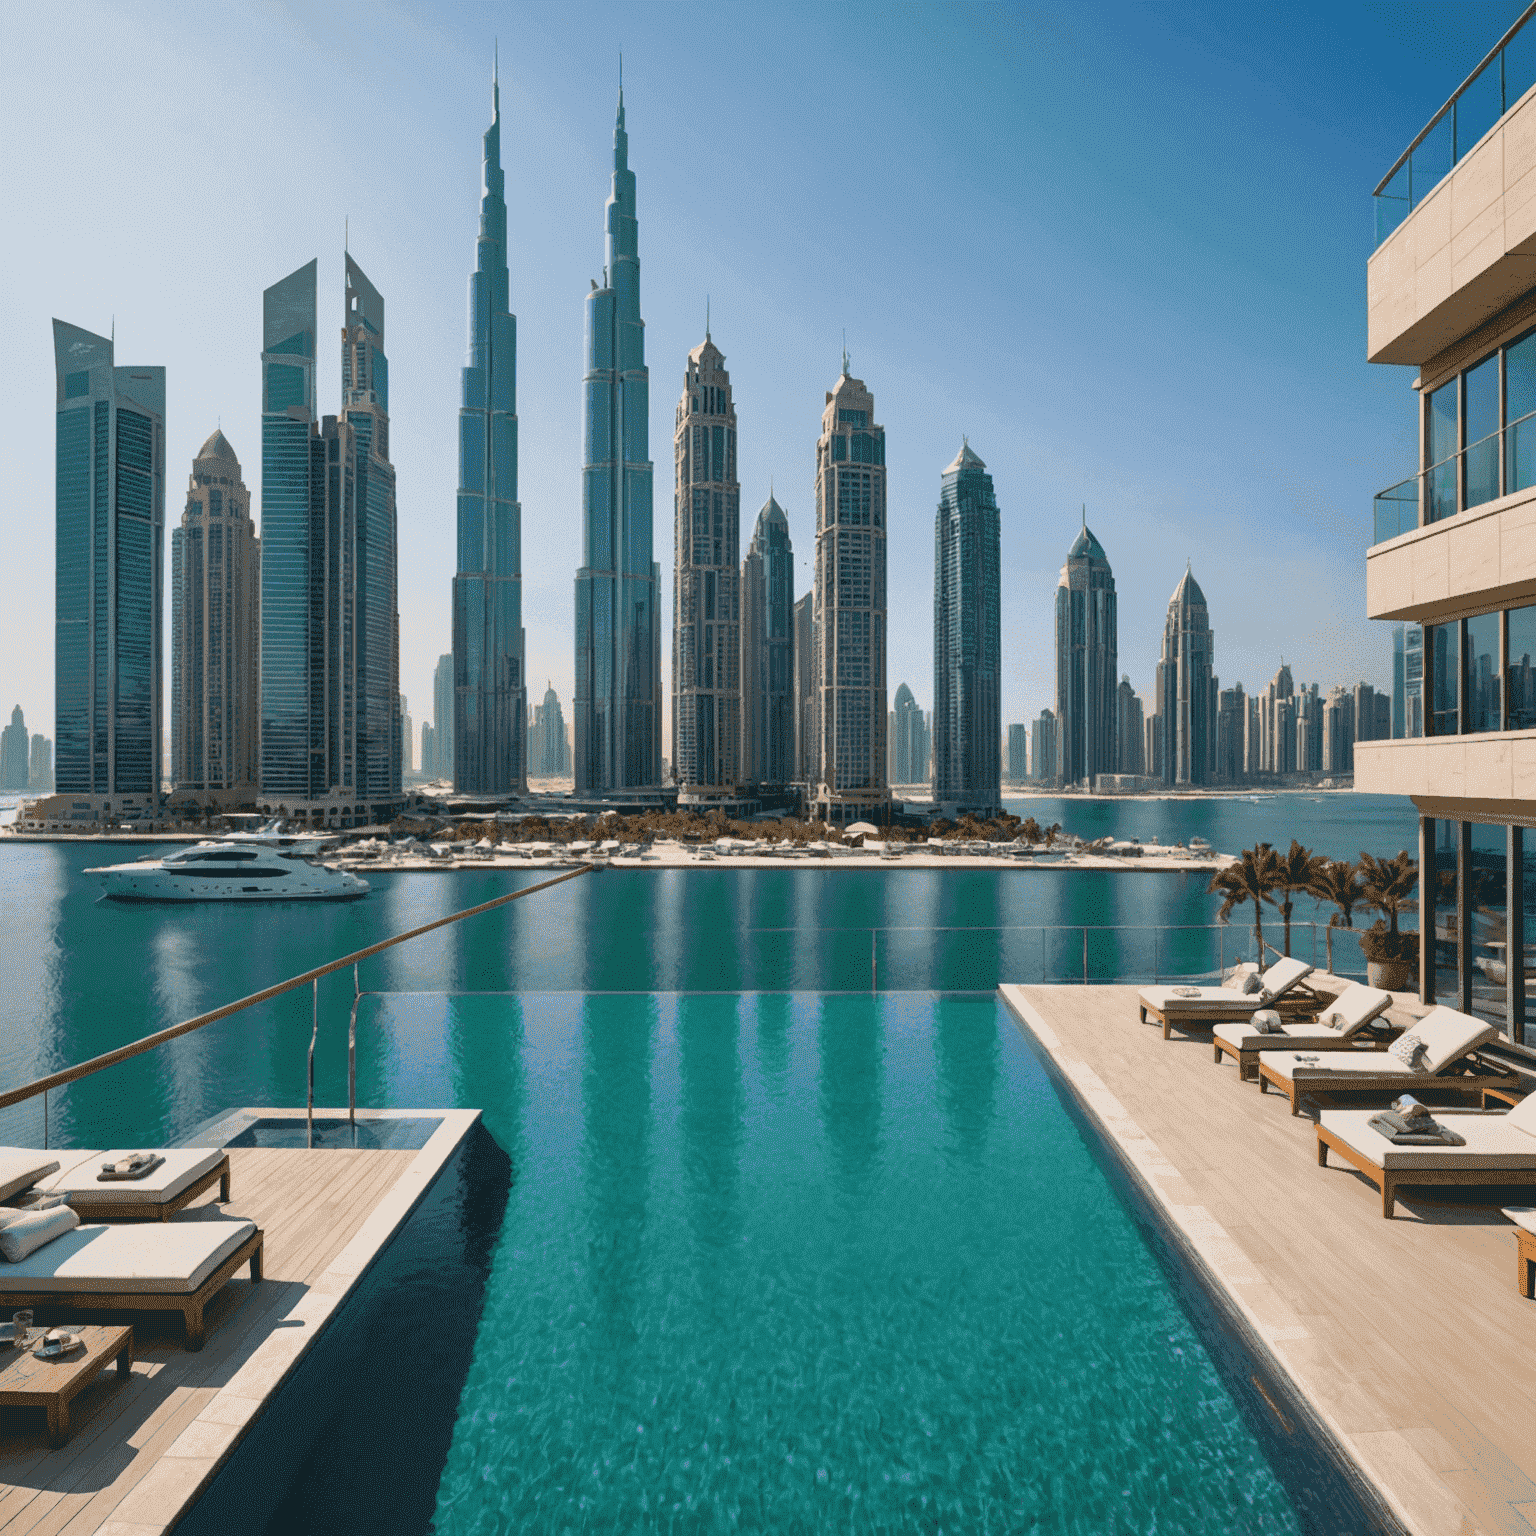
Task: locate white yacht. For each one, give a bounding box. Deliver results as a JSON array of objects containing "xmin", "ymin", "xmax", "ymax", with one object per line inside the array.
[
  {"xmin": 218, "ymin": 819, "xmax": 329, "ymax": 856},
  {"xmin": 86, "ymin": 843, "xmax": 369, "ymax": 903}
]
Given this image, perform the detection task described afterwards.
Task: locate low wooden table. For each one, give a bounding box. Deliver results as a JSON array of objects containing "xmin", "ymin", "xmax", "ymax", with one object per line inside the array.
[{"xmin": 0, "ymin": 1324, "xmax": 133, "ymax": 1446}]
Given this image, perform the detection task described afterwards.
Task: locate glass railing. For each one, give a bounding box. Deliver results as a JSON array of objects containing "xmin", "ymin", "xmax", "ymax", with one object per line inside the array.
[
  {"xmin": 1373, "ymin": 476, "xmax": 1419, "ymax": 542},
  {"xmin": 1374, "ymin": 4, "xmax": 1536, "ymax": 248}
]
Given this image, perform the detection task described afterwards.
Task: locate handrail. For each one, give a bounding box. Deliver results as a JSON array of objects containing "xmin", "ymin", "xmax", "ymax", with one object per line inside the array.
[{"xmin": 0, "ymin": 864, "xmax": 593, "ymax": 1115}]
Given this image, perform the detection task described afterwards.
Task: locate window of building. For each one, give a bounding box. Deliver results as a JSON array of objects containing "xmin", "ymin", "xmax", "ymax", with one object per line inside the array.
[
  {"xmin": 1509, "ymin": 604, "xmax": 1536, "ymax": 728},
  {"xmin": 1464, "ymin": 353, "xmax": 1500, "ymax": 508},
  {"xmin": 1429, "ymin": 621, "xmax": 1459, "ymax": 735},
  {"xmin": 1426, "ymin": 379, "xmax": 1458, "ymax": 523},
  {"xmin": 1465, "ymin": 610, "xmax": 1501, "ymax": 732}
]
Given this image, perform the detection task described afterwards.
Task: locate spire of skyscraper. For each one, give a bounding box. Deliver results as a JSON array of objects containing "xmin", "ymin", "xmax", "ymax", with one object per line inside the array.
[{"xmin": 452, "ymin": 49, "xmax": 527, "ymax": 794}]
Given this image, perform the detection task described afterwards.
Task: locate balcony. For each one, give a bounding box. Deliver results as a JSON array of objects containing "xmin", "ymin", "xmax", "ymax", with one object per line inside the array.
[{"xmin": 1355, "ymin": 729, "xmax": 1536, "ymax": 818}]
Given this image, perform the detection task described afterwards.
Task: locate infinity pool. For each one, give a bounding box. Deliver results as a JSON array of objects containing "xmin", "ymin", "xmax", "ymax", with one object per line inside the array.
[{"xmin": 415, "ymin": 992, "xmax": 1312, "ymax": 1534}]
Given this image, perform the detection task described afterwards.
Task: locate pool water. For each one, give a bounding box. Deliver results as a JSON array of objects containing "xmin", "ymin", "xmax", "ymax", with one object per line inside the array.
[{"xmin": 420, "ymin": 992, "xmax": 1305, "ymax": 1534}]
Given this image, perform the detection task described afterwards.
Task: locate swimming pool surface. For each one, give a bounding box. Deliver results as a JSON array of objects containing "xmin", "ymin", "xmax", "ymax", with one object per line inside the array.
[{"xmin": 419, "ymin": 992, "xmax": 1305, "ymax": 1533}]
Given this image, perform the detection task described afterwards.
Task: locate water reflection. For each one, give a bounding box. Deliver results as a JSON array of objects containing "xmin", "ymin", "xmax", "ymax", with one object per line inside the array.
[
  {"xmin": 678, "ymin": 995, "xmax": 743, "ymax": 1282},
  {"xmin": 754, "ymin": 993, "xmax": 793, "ymax": 1100},
  {"xmin": 935, "ymin": 998, "xmax": 999, "ymax": 1165},
  {"xmin": 817, "ymin": 994, "xmax": 882, "ymax": 1201}
]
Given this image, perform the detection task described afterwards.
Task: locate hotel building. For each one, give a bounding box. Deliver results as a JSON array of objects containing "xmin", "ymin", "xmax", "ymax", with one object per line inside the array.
[{"xmin": 1359, "ymin": 12, "xmax": 1536, "ymax": 1044}]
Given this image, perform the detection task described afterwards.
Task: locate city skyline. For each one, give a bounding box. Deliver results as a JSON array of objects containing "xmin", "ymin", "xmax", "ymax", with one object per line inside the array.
[{"xmin": 7, "ymin": 1, "xmax": 1500, "ymax": 756}]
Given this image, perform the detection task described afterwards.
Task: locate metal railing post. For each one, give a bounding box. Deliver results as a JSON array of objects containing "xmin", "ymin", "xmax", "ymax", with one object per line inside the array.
[
  {"xmin": 42, "ymin": 1089, "xmax": 47, "ymax": 1151},
  {"xmin": 1219, "ymin": 924, "xmax": 1224, "ymax": 982},
  {"xmin": 1153, "ymin": 927, "xmax": 1159, "ymax": 984},
  {"xmin": 306, "ymin": 977, "xmax": 318, "ymax": 1149},
  {"xmin": 349, "ymin": 963, "xmax": 359, "ymax": 1130}
]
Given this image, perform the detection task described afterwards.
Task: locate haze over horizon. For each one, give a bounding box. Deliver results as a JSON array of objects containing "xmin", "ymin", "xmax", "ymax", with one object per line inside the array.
[{"xmin": 1, "ymin": 0, "xmax": 1521, "ymax": 758}]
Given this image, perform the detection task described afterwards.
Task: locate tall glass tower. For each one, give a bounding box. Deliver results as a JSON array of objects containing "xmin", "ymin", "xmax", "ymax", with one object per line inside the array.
[
  {"xmin": 741, "ymin": 493, "xmax": 795, "ymax": 787},
  {"xmin": 575, "ymin": 87, "xmax": 661, "ymax": 794},
  {"xmin": 52, "ymin": 320, "xmax": 165, "ymax": 812},
  {"xmin": 933, "ymin": 442, "xmax": 1001, "ymax": 812},
  {"xmin": 672, "ymin": 333, "xmax": 740, "ymax": 799},
  {"xmin": 453, "ymin": 59, "xmax": 526, "ymax": 794},
  {"xmin": 1053, "ymin": 514, "xmax": 1117, "ymax": 788},
  {"xmin": 1154, "ymin": 565, "xmax": 1217, "ymax": 786}
]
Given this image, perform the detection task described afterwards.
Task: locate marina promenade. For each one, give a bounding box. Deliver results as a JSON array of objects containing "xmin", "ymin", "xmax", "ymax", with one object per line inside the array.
[{"xmin": 1002, "ymin": 983, "xmax": 1535, "ymax": 1536}]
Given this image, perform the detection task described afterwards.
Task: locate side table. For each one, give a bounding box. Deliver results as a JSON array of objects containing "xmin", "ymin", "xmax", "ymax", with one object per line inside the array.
[{"xmin": 0, "ymin": 1325, "xmax": 133, "ymax": 1447}]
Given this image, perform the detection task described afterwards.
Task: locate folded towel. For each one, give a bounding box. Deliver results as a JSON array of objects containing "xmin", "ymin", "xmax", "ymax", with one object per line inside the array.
[
  {"xmin": 1250, "ymin": 1009, "xmax": 1285, "ymax": 1034},
  {"xmin": 1321, "ymin": 1011, "xmax": 1349, "ymax": 1031},
  {"xmin": 1367, "ymin": 1112, "xmax": 1466, "ymax": 1146},
  {"xmin": 96, "ymin": 1153, "xmax": 165, "ymax": 1183},
  {"xmin": 1388, "ymin": 1032, "xmax": 1429, "ymax": 1072},
  {"xmin": 1240, "ymin": 972, "xmax": 1263, "ymax": 996},
  {"xmin": 1390, "ymin": 1094, "xmax": 1435, "ymax": 1129}
]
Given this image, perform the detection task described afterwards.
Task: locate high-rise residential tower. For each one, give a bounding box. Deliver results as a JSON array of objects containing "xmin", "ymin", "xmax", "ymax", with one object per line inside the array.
[
  {"xmin": 672, "ymin": 334, "xmax": 741, "ymax": 800},
  {"xmin": 259, "ymin": 257, "xmax": 400, "ymax": 821},
  {"xmin": 575, "ymin": 87, "xmax": 661, "ymax": 794},
  {"xmin": 52, "ymin": 321, "xmax": 164, "ymax": 815},
  {"xmin": 453, "ymin": 60, "xmax": 526, "ymax": 795},
  {"xmin": 530, "ymin": 684, "xmax": 571, "ymax": 776},
  {"xmin": 432, "ymin": 653, "xmax": 454, "ymax": 778},
  {"xmin": 741, "ymin": 493, "xmax": 794, "ymax": 788},
  {"xmin": 0, "ymin": 707, "xmax": 27, "ymax": 790},
  {"xmin": 1006, "ymin": 723, "xmax": 1028, "ymax": 783},
  {"xmin": 171, "ymin": 430, "xmax": 259, "ymax": 793},
  {"xmin": 933, "ymin": 442, "xmax": 1001, "ymax": 813},
  {"xmin": 1031, "ymin": 709, "xmax": 1058, "ymax": 783},
  {"xmin": 889, "ymin": 684, "xmax": 929, "ymax": 784},
  {"xmin": 1054, "ymin": 517, "xmax": 1117, "ymax": 787},
  {"xmin": 793, "ymin": 592, "xmax": 814, "ymax": 782},
  {"xmin": 1116, "ymin": 678, "xmax": 1145, "ymax": 776},
  {"xmin": 29, "ymin": 735, "xmax": 53, "ymax": 793},
  {"xmin": 811, "ymin": 363, "xmax": 888, "ymax": 822},
  {"xmin": 1153, "ymin": 565, "xmax": 1217, "ymax": 786}
]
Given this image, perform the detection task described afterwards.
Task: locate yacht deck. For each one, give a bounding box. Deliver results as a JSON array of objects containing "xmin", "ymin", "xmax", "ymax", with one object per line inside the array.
[
  {"xmin": 0, "ymin": 1107, "xmax": 477, "ymax": 1536},
  {"xmin": 1002, "ymin": 984, "xmax": 1535, "ymax": 1536}
]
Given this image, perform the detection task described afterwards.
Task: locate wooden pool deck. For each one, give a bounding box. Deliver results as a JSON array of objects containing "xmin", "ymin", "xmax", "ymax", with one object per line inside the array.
[
  {"xmin": 0, "ymin": 1107, "xmax": 478, "ymax": 1536},
  {"xmin": 1001, "ymin": 983, "xmax": 1535, "ymax": 1536}
]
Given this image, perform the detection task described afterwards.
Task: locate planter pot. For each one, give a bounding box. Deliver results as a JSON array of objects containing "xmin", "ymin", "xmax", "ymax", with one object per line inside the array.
[{"xmin": 1367, "ymin": 959, "xmax": 1415, "ymax": 992}]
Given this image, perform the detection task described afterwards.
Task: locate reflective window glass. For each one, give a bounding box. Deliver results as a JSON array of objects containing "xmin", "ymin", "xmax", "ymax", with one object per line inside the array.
[
  {"xmin": 1430, "ymin": 621, "xmax": 1460, "ymax": 735},
  {"xmin": 1505, "ymin": 331, "xmax": 1536, "ymax": 493},
  {"xmin": 1468, "ymin": 822, "xmax": 1509, "ymax": 1032},
  {"xmin": 1433, "ymin": 818, "xmax": 1460, "ymax": 1005},
  {"xmin": 1427, "ymin": 379, "xmax": 1458, "ymax": 465},
  {"xmin": 1465, "ymin": 611, "xmax": 1501, "ymax": 731},
  {"xmin": 1464, "ymin": 355, "xmax": 1500, "ymax": 507},
  {"xmin": 1508, "ymin": 604, "xmax": 1536, "ymax": 728}
]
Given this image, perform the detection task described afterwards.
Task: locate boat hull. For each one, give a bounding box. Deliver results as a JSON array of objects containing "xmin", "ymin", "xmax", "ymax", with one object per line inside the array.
[{"xmin": 99, "ymin": 885, "xmax": 370, "ymax": 903}]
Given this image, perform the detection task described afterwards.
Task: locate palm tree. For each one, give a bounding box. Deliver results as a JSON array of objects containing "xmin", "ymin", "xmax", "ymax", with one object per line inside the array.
[
  {"xmin": 1207, "ymin": 843, "xmax": 1279, "ymax": 963},
  {"xmin": 1308, "ymin": 859, "xmax": 1365, "ymax": 975},
  {"xmin": 1358, "ymin": 850, "xmax": 1419, "ymax": 950},
  {"xmin": 1271, "ymin": 839, "xmax": 1328, "ymax": 958}
]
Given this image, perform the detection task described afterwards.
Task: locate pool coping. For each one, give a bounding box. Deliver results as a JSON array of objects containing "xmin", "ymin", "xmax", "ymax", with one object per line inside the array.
[{"xmin": 998, "ymin": 984, "xmax": 1415, "ymax": 1536}]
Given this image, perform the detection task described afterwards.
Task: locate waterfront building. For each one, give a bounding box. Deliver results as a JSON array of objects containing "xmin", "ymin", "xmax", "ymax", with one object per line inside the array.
[
  {"xmin": 1259, "ymin": 663, "xmax": 1295, "ymax": 775},
  {"xmin": 170, "ymin": 430, "xmax": 259, "ymax": 795},
  {"xmin": 811, "ymin": 363, "xmax": 889, "ymax": 822},
  {"xmin": 1115, "ymin": 678, "xmax": 1145, "ymax": 776},
  {"xmin": 1392, "ymin": 624, "xmax": 1424, "ymax": 738},
  {"xmin": 530, "ymin": 684, "xmax": 571, "ymax": 776},
  {"xmin": 933, "ymin": 443, "xmax": 1001, "ymax": 813},
  {"xmin": 1354, "ymin": 682, "xmax": 1390, "ymax": 747},
  {"xmin": 1152, "ymin": 566, "xmax": 1216, "ymax": 786},
  {"xmin": 29, "ymin": 734, "xmax": 53, "ymax": 792},
  {"xmin": 1006, "ymin": 722, "xmax": 1028, "ymax": 783},
  {"xmin": 575, "ymin": 87, "xmax": 661, "ymax": 795},
  {"xmin": 1357, "ymin": 22, "xmax": 1536, "ymax": 1042},
  {"xmin": 741, "ymin": 494, "xmax": 795, "ymax": 788},
  {"xmin": 259, "ymin": 257, "xmax": 400, "ymax": 824},
  {"xmin": 1, "ymin": 706, "xmax": 27, "ymax": 790},
  {"xmin": 1321, "ymin": 685, "xmax": 1353, "ymax": 773},
  {"xmin": 421, "ymin": 721, "xmax": 437, "ymax": 778},
  {"xmin": 889, "ymin": 683, "xmax": 930, "ymax": 785},
  {"xmin": 399, "ymin": 694, "xmax": 413, "ymax": 775},
  {"xmin": 792, "ymin": 591, "xmax": 814, "ymax": 781},
  {"xmin": 1296, "ymin": 683, "xmax": 1323, "ymax": 773},
  {"xmin": 1215, "ymin": 684, "xmax": 1245, "ymax": 781},
  {"xmin": 1030, "ymin": 708, "xmax": 1058, "ymax": 783},
  {"xmin": 1053, "ymin": 518, "xmax": 1117, "ymax": 787},
  {"xmin": 672, "ymin": 334, "xmax": 741, "ymax": 800},
  {"xmin": 432, "ymin": 654, "xmax": 454, "ymax": 779},
  {"xmin": 453, "ymin": 62, "xmax": 527, "ymax": 796},
  {"xmin": 51, "ymin": 320, "xmax": 164, "ymax": 818}
]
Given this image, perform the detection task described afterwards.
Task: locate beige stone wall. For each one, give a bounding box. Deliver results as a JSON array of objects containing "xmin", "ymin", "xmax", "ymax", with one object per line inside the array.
[{"xmin": 1355, "ymin": 732, "xmax": 1536, "ymax": 822}]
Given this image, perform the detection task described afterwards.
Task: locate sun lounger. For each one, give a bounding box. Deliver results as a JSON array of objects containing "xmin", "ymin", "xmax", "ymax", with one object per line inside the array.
[
  {"xmin": 1314, "ymin": 1089, "xmax": 1536, "ymax": 1217},
  {"xmin": 1257, "ymin": 1006, "xmax": 1520, "ymax": 1115},
  {"xmin": 1504, "ymin": 1207, "xmax": 1536, "ymax": 1298},
  {"xmin": 35, "ymin": 1148, "xmax": 230, "ymax": 1222},
  {"xmin": 0, "ymin": 1217, "xmax": 262, "ymax": 1349},
  {"xmin": 1212, "ymin": 983, "xmax": 1396, "ymax": 1080},
  {"xmin": 1138, "ymin": 957, "xmax": 1317, "ymax": 1040},
  {"xmin": 0, "ymin": 1151, "xmax": 61, "ymax": 1204}
]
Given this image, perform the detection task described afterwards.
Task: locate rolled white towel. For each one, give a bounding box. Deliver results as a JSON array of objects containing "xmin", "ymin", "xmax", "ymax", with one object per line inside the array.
[{"xmin": 102, "ymin": 1152, "xmax": 153, "ymax": 1175}]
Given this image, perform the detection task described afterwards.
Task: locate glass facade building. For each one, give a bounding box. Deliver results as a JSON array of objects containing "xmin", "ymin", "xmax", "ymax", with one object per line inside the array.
[
  {"xmin": 1052, "ymin": 517, "xmax": 1116, "ymax": 789},
  {"xmin": 1153, "ymin": 566, "xmax": 1217, "ymax": 786},
  {"xmin": 52, "ymin": 320, "xmax": 164, "ymax": 810},
  {"xmin": 575, "ymin": 89, "xmax": 661, "ymax": 793},
  {"xmin": 889, "ymin": 683, "xmax": 930, "ymax": 786},
  {"xmin": 741, "ymin": 494, "xmax": 795, "ymax": 788},
  {"xmin": 453, "ymin": 63, "xmax": 526, "ymax": 795},
  {"xmin": 672, "ymin": 336, "xmax": 741, "ymax": 797},
  {"xmin": 933, "ymin": 443, "xmax": 1001, "ymax": 812}
]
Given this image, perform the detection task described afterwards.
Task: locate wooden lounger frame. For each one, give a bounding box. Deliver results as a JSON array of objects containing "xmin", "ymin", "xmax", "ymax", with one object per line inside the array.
[
  {"xmin": 1140, "ymin": 983, "xmax": 1334, "ymax": 1041},
  {"xmin": 1213, "ymin": 1020, "xmax": 1402, "ymax": 1081},
  {"xmin": 62, "ymin": 1154, "xmax": 231, "ymax": 1224},
  {"xmin": 1258, "ymin": 1055, "xmax": 1522, "ymax": 1115},
  {"xmin": 1316, "ymin": 1125, "xmax": 1536, "ymax": 1219},
  {"xmin": 1518, "ymin": 1225, "xmax": 1536, "ymax": 1299},
  {"xmin": 0, "ymin": 1226, "xmax": 263, "ymax": 1352}
]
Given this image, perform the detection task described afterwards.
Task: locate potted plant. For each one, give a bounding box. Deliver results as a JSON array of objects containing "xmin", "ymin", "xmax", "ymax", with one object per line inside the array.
[{"xmin": 1357, "ymin": 850, "xmax": 1420, "ymax": 991}]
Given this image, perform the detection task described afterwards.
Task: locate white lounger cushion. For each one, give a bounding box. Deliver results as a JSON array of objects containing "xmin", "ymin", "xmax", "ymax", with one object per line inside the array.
[
  {"xmin": 1314, "ymin": 983, "xmax": 1394, "ymax": 1034},
  {"xmin": 1213, "ymin": 984, "xmax": 1393, "ymax": 1053},
  {"xmin": 0, "ymin": 1217, "xmax": 256, "ymax": 1295},
  {"xmin": 40, "ymin": 1148, "xmax": 224, "ymax": 1206},
  {"xmin": 0, "ymin": 1151, "xmax": 62, "ymax": 1204},
  {"xmin": 1262, "ymin": 1006, "xmax": 1497, "ymax": 1082},
  {"xmin": 1320, "ymin": 1109, "xmax": 1536, "ymax": 1170},
  {"xmin": 1141, "ymin": 957, "xmax": 1314, "ymax": 1015}
]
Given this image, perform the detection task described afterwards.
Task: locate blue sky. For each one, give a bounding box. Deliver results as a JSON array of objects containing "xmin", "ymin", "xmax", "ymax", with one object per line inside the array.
[{"xmin": 0, "ymin": 0, "xmax": 1526, "ymax": 754}]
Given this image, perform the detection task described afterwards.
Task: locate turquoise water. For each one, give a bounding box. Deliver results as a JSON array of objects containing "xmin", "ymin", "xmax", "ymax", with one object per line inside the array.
[{"xmin": 417, "ymin": 991, "xmax": 1301, "ymax": 1535}]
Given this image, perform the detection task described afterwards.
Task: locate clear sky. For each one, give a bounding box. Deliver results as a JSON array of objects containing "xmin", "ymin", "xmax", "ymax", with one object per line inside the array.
[{"xmin": 0, "ymin": 0, "xmax": 1526, "ymax": 755}]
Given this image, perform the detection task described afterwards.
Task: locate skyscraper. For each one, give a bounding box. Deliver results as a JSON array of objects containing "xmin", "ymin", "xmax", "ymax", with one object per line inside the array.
[
  {"xmin": 52, "ymin": 320, "xmax": 164, "ymax": 812},
  {"xmin": 453, "ymin": 60, "xmax": 527, "ymax": 796},
  {"xmin": 741, "ymin": 493, "xmax": 795, "ymax": 788},
  {"xmin": 1031, "ymin": 709, "xmax": 1059, "ymax": 783},
  {"xmin": 399, "ymin": 694, "xmax": 413, "ymax": 775},
  {"xmin": 889, "ymin": 684, "xmax": 929, "ymax": 785},
  {"xmin": 1215, "ymin": 684, "xmax": 1245, "ymax": 781},
  {"xmin": 29, "ymin": 735, "xmax": 53, "ymax": 793},
  {"xmin": 811, "ymin": 362, "xmax": 888, "ymax": 822},
  {"xmin": 530, "ymin": 684, "xmax": 571, "ymax": 776},
  {"xmin": 421, "ymin": 721, "xmax": 436, "ymax": 778},
  {"xmin": 432, "ymin": 653, "xmax": 454, "ymax": 778},
  {"xmin": 171, "ymin": 430, "xmax": 259, "ymax": 793},
  {"xmin": 933, "ymin": 442, "xmax": 1001, "ymax": 813},
  {"xmin": 793, "ymin": 591, "xmax": 814, "ymax": 782},
  {"xmin": 0, "ymin": 707, "xmax": 27, "ymax": 790},
  {"xmin": 259, "ymin": 257, "xmax": 400, "ymax": 820},
  {"xmin": 672, "ymin": 334, "xmax": 741, "ymax": 799},
  {"xmin": 1115, "ymin": 678, "xmax": 1145, "ymax": 776},
  {"xmin": 1153, "ymin": 565, "xmax": 1217, "ymax": 786},
  {"xmin": 575, "ymin": 86, "xmax": 661, "ymax": 794},
  {"xmin": 1054, "ymin": 518, "xmax": 1117, "ymax": 787},
  {"xmin": 1006, "ymin": 723, "xmax": 1028, "ymax": 783},
  {"xmin": 1391, "ymin": 624, "xmax": 1424, "ymax": 738}
]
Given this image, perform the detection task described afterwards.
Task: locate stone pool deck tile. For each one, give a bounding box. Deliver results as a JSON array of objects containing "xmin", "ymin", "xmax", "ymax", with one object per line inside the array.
[
  {"xmin": 1001, "ymin": 984, "xmax": 1534, "ymax": 1536},
  {"xmin": 0, "ymin": 1108, "xmax": 480, "ymax": 1536}
]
